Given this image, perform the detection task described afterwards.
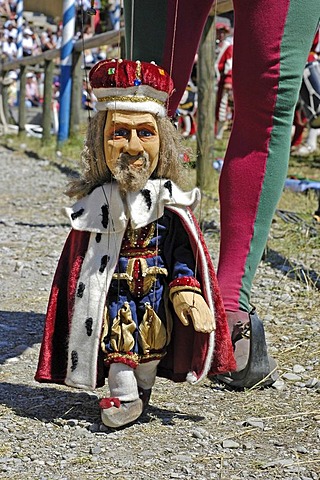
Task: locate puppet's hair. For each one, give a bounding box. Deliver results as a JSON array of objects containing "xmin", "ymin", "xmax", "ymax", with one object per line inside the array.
[{"xmin": 66, "ymin": 111, "xmax": 191, "ymax": 199}]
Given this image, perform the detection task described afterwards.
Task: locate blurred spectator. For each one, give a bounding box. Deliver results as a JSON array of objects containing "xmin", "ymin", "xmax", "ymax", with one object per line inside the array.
[
  {"xmin": 35, "ymin": 71, "xmax": 45, "ymax": 101},
  {"xmin": 40, "ymin": 27, "xmax": 57, "ymax": 52},
  {"xmin": 22, "ymin": 28, "xmax": 35, "ymax": 56},
  {"xmin": 55, "ymin": 23, "xmax": 63, "ymax": 49},
  {"xmin": 291, "ymin": 26, "xmax": 320, "ymax": 155},
  {"xmin": 0, "ymin": 0, "xmax": 11, "ymax": 17},
  {"xmin": 7, "ymin": 0, "xmax": 17, "ymax": 17},
  {"xmin": 82, "ymin": 24, "xmax": 96, "ymax": 64},
  {"xmin": 52, "ymin": 81, "xmax": 60, "ymax": 134},
  {"xmin": 215, "ymin": 22, "xmax": 233, "ymax": 140},
  {"xmin": 5, "ymin": 70, "xmax": 18, "ymax": 107},
  {"xmin": 178, "ymin": 79, "xmax": 198, "ymax": 138},
  {"xmin": 4, "ymin": 19, "xmax": 17, "ymax": 40},
  {"xmin": 2, "ymin": 34, "xmax": 17, "ymax": 60},
  {"xmin": 25, "ymin": 30, "xmax": 41, "ymax": 56},
  {"xmin": 82, "ymin": 78, "xmax": 95, "ymax": 110},
  {"xmin": 0, "ymin": 30, "xmax": 6, "ymax": 59},
  {"xmin": 25, "ymin": 72, "xmax": 40, "ymax": 107}
]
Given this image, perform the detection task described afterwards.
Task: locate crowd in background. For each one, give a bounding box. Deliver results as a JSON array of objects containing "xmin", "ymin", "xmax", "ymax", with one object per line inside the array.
[{"xmin": 0, "ymin": 0, "xmax": 120, "ymax": 118}]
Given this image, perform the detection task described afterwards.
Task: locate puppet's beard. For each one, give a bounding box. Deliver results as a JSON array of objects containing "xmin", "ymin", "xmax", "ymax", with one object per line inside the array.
[{"xmin": 112, "ymin": 152, "xmax": 152, "ymax": 193}]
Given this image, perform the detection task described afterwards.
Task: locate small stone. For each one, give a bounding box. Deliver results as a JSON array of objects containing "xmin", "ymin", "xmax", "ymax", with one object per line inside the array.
[
  {"xmin": 88, "ymin": 423, "xmax": 100, "ymax": 433},
  {"xmin": 89, "ymin": 446, "xmax": 101, "ymax": 455},
  {"xmin": 222, "ymin": 439, "xmax": 240, "ymax": 449},
  {"xmin": 296, "ymin": 445, "xmax": 308, "ymax": 454},
  {"xmin": 66, "ymin": 419, "xmax": 78, "ymax": 427},
  {"xmin": 272, "ymin": 379, "xmax": 286, "ymax": 390},
  {"xmin": 305, "ymin": 378, "xmax": 319, "ymax": 388},
  {"xmin": 243, "ymin": 442, "xmax": 254, "ymax": 450},
  {"xmin": 282, "ymin": 372, "xmax": 302, "ymax": 381},
  {"xmin": 280, "ymin": 293, "xmax": 292, "ymax": 302},
  {"xmin": 99, "ymin": 424, "xmax": 109, "ymax": 432},
  {"xmin": 192, "ymin": 427, "xmax": 209, "ymax": 439},
  {"xmin": 293, "ymin": 364, "xmax": 306, "ymax": 374},
  {"xmin": 243, "ymin": 417, "xmax": 264, "ymax": 429}
]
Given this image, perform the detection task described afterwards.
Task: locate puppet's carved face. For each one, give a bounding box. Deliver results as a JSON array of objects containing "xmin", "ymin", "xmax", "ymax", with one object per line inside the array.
[{"xmin": 103, "ymin": 111, "xmax": 160, "ymax": 190}]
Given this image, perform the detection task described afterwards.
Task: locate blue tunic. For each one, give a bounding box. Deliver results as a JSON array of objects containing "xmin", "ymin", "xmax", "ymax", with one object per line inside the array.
[{"xmin": 102, "ymin": 209, "xmax": 198, "ymax": 365}]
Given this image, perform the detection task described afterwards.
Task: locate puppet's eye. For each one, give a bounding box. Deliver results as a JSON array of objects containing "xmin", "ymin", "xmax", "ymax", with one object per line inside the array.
[
  {"xmin": 138, "ymin": 128, "xmax": 154, "ymax": 138},
  {"xmin": 112, "ymin": 128, "xmax": 129, "ymax": 138}
]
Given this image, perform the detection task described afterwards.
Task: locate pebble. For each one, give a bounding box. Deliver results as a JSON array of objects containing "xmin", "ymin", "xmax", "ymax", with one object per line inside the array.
[
  {"xmin": 242, "ymin": 417, "xmax": 264, "ymax": 429},
  {"xmin": 222, "ymin": 440, "xmax": 240, "ymax": 449},
  {"xmin": 293, "ymin": 364, "xmax": 306, "ymax": 374},
  {"xmin": 282, "ymin": 373, "xmax": 302, "ymax": 381}
]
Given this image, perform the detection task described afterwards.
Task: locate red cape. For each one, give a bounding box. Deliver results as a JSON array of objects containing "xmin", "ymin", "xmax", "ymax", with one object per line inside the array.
[{"xmin": 35, "ymin": 208, "xmax": 235, "ymax": 388}]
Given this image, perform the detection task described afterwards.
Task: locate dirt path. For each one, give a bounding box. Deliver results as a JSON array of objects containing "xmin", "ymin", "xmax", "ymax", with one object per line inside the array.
[{"xmin": 0, "ymin": 143, "xmax": 319, "ymax": 480}]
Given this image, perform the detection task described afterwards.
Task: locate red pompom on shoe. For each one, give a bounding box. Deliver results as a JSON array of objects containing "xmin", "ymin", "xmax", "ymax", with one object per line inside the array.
[{"xmin": 99, "ymin": 397, "xmax": 121, "ymax": 409}]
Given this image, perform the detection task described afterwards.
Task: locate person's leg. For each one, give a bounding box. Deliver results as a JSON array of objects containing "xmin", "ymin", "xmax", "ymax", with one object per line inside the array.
[
  {"xmin": 123, "ymin": 0, "xmax": 214, "ymax": 116},
  {"xmin": 216, "ymin": 0, "xmax": 319, "ymax": 386},
  {"xmin": 217, "ymin": 0, "xmax": 319, "ymax": 314}
]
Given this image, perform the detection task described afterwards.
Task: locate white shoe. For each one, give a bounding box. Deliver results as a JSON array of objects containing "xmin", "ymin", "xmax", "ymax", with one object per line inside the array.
[
  {"xmin": 100, "ymin": 397, "xmax": 143, "ymax": 428},
  {"xmin": 291, "ymin": 144, "xmax": 315, "ymax": 156}
]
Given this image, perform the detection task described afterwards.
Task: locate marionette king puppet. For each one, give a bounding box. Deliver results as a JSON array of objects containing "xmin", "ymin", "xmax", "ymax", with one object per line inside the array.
[{"xmin": 35, "ymin": 59, "xmax": 235, "ymax": 428}]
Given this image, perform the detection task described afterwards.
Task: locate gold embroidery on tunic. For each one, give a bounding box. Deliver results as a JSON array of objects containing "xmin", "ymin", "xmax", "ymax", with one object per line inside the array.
[
  {"xmin": 138, "ymin": 303, "xmax": 167, "ymax": 354},
  {"xmin": 125, "ymin": 221, "xmax": 156, "ymax": 248},
  {"xmin": 109, "ymin": 302, "xmax": 136, "ymax": 352},
  {"xmin": 112, "ymin": 258, "xmax": 168, "ymax": 297}
]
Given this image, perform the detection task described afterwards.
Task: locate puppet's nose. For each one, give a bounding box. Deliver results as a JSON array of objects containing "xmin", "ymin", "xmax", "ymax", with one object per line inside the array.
[{"xmin": 124, "ymin": 130, "xmax": 143, "ymax": 155}]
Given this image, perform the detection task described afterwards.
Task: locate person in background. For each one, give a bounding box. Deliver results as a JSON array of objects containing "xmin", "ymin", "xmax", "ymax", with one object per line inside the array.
[
  {"xmin": 40, "ymin": 27, "xmax": 57, "ymax": 52},
  {"xmin": 2, "ymin": 35, "xmax": 17, "ymax": 61},
  {"xmin": 214, "ymin": 21, "xmax": 233, "ymax": 140},
  {"xmin": 25, "ymin": 72, "xmax": 40, "ymax": 107},
  {"xmin": 291, "ymin": 26, "xmax": 320, "ymax": 156},
  {"xmin": 0, "ymin": 0, "xmax": 11, "ymax": 17},
  {"xmin": 3, "ymin": 19, "xmax": 17, "ymax": 41},
  {"xmin": 22, "ymin": 28, "xmax": 35, "ymax": 56}
]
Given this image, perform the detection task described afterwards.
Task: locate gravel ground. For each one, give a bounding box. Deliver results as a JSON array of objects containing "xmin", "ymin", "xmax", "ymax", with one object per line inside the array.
[{"xmin": 0, "ymin": 143, "xmax": 319, "ymax": 480}]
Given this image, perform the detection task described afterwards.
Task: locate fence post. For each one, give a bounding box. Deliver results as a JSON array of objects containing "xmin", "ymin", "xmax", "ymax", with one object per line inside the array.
[
  {"xmin": 69, "ymin": 50, "xmax": 82, "ymax": 136},
  {"xmin": 1, "ymin": 82, "xmax": 9, "ymax": 123},
  {"xmin": 42, "ymin": 59, "xmax": 55, "ymax": 144},
  {"xmin": 18, "ymin": 65, "xmax": 27, "ymax": 134},
  {"xmin": 196, "ymin": 16, "xmax": 216, "ymax": 192}
]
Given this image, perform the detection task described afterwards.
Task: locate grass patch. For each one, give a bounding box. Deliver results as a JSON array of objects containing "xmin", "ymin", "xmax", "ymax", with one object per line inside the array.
[{"xmin": 1, "ymin": 128, "xmax": 319, "ymax": 284}]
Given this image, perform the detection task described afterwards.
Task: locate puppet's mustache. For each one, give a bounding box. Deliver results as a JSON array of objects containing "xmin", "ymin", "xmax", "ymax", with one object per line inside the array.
[{"xmin": 118, "ymin": 152, "xmax": 149, "ymax": 168}]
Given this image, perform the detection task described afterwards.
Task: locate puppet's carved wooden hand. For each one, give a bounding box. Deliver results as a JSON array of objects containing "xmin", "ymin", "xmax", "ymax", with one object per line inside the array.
[{"xmin": 172, "ymin": 291, "xmax": 215, "ymax": 333}]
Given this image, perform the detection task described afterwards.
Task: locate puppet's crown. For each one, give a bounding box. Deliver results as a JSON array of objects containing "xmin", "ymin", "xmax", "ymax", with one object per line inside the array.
[{"xmin": 89, "ymin": 59, "xmax": 174, "ymax": 117}]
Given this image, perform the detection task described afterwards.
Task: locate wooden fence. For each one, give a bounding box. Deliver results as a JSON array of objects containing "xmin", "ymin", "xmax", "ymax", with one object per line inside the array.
[{"xmin": 0, "ymin": 28, "xmax": 124, "ymax": 143}]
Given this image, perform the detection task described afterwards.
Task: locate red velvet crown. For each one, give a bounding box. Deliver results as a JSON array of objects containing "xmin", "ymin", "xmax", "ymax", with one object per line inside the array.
[{"xmin": 89, "ymin": 59, "xmax": 174, "ymax": 116}]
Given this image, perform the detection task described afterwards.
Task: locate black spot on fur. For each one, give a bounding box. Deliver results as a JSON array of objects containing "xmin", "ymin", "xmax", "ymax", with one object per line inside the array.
[
  {"xmin": 99, "ymin": 255, "xmax": 110, "ymax": 273},
  {"xmin": 77, "ymin": 282, "xmax": 85, "ymax": 298},
  {"xmin": 71, "ymin": 350, "xmax": 78, "ymax": 371},
  {"xmin": 95, "ymin": 233, "xmax": 102, "ymax": 243},
  {"xmin": 164, "ymin": 180, "xmax": 173, "ymax": 197},
  {"xmin": 141, "ymin": 189, "xmax": 152, "ymax": 210},
  {"xmin": 101, "ymin": 204, "xmax": 109, "ymax": 228},
  {"xmin": 85, "ymin": 317, "xmax": 93, "ymax": 336},
  {"xmin": 71, "ymin": 208, "xmax": 84, "ymax": 220}
]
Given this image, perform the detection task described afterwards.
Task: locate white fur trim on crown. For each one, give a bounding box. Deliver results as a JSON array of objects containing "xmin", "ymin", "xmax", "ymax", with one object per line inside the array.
[
  {"xmin": 95, "ymin": 99, "xmax": 167, "ymax": 117},
  {"xmin": 93, "ymin": 85, "xmax": 169, "ymax": 103}
]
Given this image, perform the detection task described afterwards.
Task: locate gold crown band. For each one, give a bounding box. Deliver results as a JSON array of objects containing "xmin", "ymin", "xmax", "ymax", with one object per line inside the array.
[{"xmin": 97, "ymin": 95, "xmax": 165, "ymax": 105}]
